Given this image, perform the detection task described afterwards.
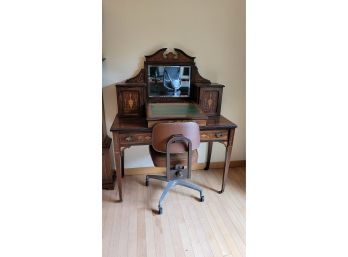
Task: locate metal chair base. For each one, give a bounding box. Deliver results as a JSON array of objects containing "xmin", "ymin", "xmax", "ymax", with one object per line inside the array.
[{"xmin": 145, "ymin": 175, "xmax": 204, "ymax": 215}]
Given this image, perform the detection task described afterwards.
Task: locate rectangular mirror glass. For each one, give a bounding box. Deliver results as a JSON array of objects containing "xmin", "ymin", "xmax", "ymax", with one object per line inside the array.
[{"xmin": 147, "ymin": 65, "xmax": 191, "ymax": 97}]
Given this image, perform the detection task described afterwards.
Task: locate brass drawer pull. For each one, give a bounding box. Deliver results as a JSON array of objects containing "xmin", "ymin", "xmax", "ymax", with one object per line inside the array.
[
  {"xmin": 215, "ymin": 132, "xmax": 223, "ymax": 138},
  {"xmin": 125, "ymin": 136, "xmax": 132, "ymax": 142}
]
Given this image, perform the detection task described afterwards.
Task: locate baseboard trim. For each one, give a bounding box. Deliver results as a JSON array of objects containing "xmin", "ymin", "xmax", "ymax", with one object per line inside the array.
[{"xmin": 124, "ymin": 160, "xmax": 246, "ymax": 176}]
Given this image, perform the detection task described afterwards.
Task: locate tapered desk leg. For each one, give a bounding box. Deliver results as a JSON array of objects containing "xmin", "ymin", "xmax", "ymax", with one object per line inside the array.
[
  {"xmin": 219, "ymin": 128, "xmax": 235, "ymax": 194},
  {"xmin": 204, "ymin": 141, "xmax": 213, "ymax": 170},
  {"xmin": 112, "ymin": 132, "xmax": 123, "ymax": 202},
  {"xmin": 121, "ymin": 148, "xmax": 125, "ymax": 177}
]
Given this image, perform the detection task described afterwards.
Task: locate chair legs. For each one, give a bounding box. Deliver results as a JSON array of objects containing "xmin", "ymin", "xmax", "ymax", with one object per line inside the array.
[
  {"xmin": 175, "ymin": 180, "xmax": 204, "ymax": 202},
  {"xmin": 158, "ymin": 180, "xmax": 177, "ymax": 214},
  {"xmin": 145, "ymin": 176, "xmax": 204, "ymax": 215}
]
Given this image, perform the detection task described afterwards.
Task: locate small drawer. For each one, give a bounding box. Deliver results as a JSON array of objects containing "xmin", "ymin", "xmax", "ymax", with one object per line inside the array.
[
  {"xmin": 119, "ymin": 133, "xmax": 152, "ymax": 145},
  {"xmin": 200, "ymin": 130, "xmax": 228, "ymax": 141}
]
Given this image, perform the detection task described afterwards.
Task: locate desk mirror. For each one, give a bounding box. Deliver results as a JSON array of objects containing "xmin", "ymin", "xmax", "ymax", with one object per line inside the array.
[{"xmin": 147, "ymin": 65, "xmax": 191, "ymax": 97}]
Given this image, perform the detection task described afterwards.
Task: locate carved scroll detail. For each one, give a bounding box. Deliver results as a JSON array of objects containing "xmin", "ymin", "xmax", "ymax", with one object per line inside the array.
[
  {"xmin": 126, "ymin": 69, "xmax": 145, "ymax": 83},
  {"xmin": 191, "ymin": 66, "xmax": 211, "ymax": 83}
]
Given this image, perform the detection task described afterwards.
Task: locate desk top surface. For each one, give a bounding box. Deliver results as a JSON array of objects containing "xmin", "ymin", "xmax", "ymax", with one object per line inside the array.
[
  {"xmin": 146, "ymin": 103, "xmax": 207, "ymax": 120},
  {"xmin": 111, "ymin": 115, "xmax": 237, "ymax": 132}
]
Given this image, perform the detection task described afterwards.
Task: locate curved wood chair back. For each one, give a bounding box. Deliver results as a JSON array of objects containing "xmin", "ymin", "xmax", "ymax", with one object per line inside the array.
[{"xmin": 152, "ymin": 122, "xmax": 200, "ymax": 153}]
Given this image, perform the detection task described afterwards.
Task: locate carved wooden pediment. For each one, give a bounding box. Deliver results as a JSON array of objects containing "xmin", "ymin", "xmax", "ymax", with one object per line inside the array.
[
  {"xmin": 145, "ymin": 48, "xmax": 195, "ymax": 63},
  {"xmin": 124, "ymin": 48, "xmax": 210, "ymax": 84}
]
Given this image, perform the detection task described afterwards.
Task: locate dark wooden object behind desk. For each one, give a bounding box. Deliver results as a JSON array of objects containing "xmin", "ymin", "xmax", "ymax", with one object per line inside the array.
[{"xmin": 102, "ymin": 96, "xmax": 116, "ymax": 189}]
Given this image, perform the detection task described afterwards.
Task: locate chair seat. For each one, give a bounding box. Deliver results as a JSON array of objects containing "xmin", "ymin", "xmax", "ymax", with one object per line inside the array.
[{"xmin": 149, "ymin": 145, "xmax": 198, "ymax": 167}]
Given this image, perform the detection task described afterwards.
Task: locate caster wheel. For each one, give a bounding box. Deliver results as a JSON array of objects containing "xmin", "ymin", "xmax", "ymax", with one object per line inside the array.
[
  {"xmin": 145, "ymin": 180, "xmax": 149, "ymax": 187},
  {"xmin": 158, "ymin": 207, "xmax": 163, "ymax": 215},
  {"xmin": 200, "ymin": 196, "xmax": 205, "ymax": 202}
]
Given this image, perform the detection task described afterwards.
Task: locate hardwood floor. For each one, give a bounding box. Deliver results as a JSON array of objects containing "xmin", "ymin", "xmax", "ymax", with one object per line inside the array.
[{"xmin": 103, "ymin": 167, "xmax": 246, "ymax": 257}]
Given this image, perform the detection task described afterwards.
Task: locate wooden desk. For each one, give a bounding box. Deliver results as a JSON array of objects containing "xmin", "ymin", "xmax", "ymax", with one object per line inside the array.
[
  {"xmin": 110, "ymin": 115, "xmax": 237, "ymax": 201},
  {"xmin": 109, "ymin": 48, "xmax": 238, "ymax": 201}
]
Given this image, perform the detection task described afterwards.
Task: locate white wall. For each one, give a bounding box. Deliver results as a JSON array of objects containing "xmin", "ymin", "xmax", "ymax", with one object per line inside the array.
[{"xmin": 102, "ymin": 0, "xmax": 245, "ymax": 168}]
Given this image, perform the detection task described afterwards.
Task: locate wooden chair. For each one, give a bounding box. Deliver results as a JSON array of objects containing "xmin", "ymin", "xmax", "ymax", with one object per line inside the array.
[{"xmin": 145, "ymin": 122, "xmax": 204, "ymax": 214}]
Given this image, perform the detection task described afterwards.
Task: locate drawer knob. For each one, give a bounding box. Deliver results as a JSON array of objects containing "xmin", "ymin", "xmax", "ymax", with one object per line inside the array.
[
  {"xmin": 215, "ymin": 132, "xmax": 223, "ymax": 138},
  {"xmin": 125, "ymin": 136, "xmax": 132, "ymax": 142}
]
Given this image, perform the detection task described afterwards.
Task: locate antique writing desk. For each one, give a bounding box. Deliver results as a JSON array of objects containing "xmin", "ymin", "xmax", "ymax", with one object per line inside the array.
[{"xmin": 109, "ymin": 48, "xmax": 237, "ymax": 201}]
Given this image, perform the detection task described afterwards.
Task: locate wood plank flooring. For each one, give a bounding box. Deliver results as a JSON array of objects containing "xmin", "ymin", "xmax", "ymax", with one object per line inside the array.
[{"xmin": 103, "ymin": 167, "xmax": 246, "ymax": 257}]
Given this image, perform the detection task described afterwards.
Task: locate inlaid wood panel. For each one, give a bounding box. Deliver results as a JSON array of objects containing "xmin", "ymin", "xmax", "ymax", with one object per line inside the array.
[
  {"xmin": 198, "ymin": 87, "xmax": 223, "ymax": 116},
  {"xmin": 119, "ymin": 132, "xmax": 152, "ymax": 146},
  {"xmin": 200, "ymin": 129, "xmax": 228, "ymax": 141},
  {"xmin": 201, "ymin": 90, "xmax": 219, "ymax": 114},
  {"xmin": 116, "ymin": 86, "xmax": 145, "ymax": 117},
  {"xmin": 122, "ymin": 91, "xmax": 139, "ymax": 113},
  {"xmin": 117, "ymin": 129, "xmax": 229, "ymax": 146}
]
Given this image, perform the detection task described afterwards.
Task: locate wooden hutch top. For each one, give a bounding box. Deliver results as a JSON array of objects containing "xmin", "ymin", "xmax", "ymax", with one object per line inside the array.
[{"xmin": 115, "ymin": 48, "xmax": 225, "ymax": 121}]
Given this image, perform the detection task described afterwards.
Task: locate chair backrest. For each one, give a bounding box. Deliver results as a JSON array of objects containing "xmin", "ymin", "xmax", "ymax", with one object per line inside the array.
[{"xmin": 152, "ymin": 122, "xmax": 200, "ymax": 153}]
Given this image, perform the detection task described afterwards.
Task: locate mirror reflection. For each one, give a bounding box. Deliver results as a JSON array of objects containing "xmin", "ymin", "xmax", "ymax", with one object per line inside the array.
[{"xmin": 148, "ymin": 65, "xmax": 191, "ymax": 97}]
